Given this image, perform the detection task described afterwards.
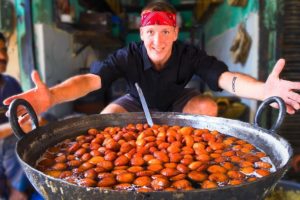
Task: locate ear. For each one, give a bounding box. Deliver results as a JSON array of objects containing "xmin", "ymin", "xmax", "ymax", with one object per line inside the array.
[
  {"xmin": 173, "ymin": 27, "xmax": 179, "ymax": 41},
  {"xmin": 140, "ymin": 27, "xmax": 144, "ymax": 41}
]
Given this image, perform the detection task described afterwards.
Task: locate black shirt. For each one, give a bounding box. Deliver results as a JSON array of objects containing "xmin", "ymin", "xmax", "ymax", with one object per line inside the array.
[
  {"xmin": 0, "ymin": 74, "xmax": 22, "ymax": 123},
  {"xmin": 90, "ymin": 40, "xmax": 228, "ymax": 111}
]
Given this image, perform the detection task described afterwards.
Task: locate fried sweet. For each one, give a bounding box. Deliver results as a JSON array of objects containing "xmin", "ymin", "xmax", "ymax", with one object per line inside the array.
[{"xmin": 37, "ymin": 124, "xmax": 274, "ymax": 191}]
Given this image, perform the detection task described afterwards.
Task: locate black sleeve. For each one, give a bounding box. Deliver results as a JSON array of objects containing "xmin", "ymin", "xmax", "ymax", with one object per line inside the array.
[
  {"xmin": 189, "ymin": 48, "xmax": 228, "ymax": 91},
  {"xmin": 90, "ymin": 47, "xmax": 130, "ymax": 90}
]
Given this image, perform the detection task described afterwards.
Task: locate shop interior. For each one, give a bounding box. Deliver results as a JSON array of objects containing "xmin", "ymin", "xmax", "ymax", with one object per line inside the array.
[{"xmin": 1, "ymin": 0, "xmax": 300, "ymax": 199}]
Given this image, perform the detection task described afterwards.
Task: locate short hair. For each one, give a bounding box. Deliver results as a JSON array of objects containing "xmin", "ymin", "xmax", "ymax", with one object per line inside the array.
[
  {"xmin": 142, "ymin": 1, "xmax": 177, "ymax": 14},
  {"xmin": 0, "ymin": 32, "xmax": 6, "ymax": 43}
]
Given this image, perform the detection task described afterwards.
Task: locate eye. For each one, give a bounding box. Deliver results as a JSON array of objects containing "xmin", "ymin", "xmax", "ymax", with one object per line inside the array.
[
  {"xmin": 163, "ymin": 30, "xmax": 170, "ymax": 35},
  {"xmin": 146, "ymin": 30, "xmax": 154, "ymax": 35}
]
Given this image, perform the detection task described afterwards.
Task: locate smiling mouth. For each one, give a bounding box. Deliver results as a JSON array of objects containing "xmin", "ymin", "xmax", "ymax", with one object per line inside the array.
[{"xmin": 152, "ymin": 48, "xmax": 164, "ymax": 53}]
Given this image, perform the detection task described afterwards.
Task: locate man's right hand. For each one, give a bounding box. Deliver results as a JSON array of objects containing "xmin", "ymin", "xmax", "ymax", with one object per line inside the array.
[{"xmin": 3, "ymin": 70, "xmax": 52, "ymax": 121}]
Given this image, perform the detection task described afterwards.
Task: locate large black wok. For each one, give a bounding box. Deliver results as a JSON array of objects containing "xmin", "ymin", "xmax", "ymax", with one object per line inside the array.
[{"xmin": 9, "ymin": 97, "xmax": 292, "ymax": 200}]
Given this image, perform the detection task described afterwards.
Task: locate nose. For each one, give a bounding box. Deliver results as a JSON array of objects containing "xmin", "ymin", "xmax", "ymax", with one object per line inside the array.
[{"xmin": 153, "ymin": 32, "xmax": 163, "ymax": 46}]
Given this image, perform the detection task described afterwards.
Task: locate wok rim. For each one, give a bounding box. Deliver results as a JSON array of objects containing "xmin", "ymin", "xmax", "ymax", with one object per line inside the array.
[{"xmin": 14, "ymin": 112, "xmax": 293, "ymax": 194}]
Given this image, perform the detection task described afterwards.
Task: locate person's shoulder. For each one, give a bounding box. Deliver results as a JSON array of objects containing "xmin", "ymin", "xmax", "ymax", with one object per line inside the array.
[
  {"xmin": 113, "ymin": 41, "xmax": 142, "ymax": 55},
  {"xmin": 1, "ymin": 74, "xmax": 22, "ymax": 94},
  {"xmin": 174, "ymin": 41, "xmax": 204, "ymax": 56},
  {"xmin": 120, "ymin": 41, "xmax": 144, "ymax": 58},
  {"xmin": 127, "ymin": 41, "xmax": 143, "ymax": 51},
  {"xmin": 3, "ymin": 74, "xmax": 22, "ymax": 89},
  {"xmin": 175, "ymin": 41, "xmax": 201, "ymax": 51},
  {"xmin": 3, "ymin": 74, "xmax": 19, "ymax": 84}
]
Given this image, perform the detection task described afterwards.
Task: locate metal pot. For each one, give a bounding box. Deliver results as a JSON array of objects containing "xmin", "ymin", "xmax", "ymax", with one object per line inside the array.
[{"xmin": 9, "ymin": 97, "xmax": 292, "ymax": 200}]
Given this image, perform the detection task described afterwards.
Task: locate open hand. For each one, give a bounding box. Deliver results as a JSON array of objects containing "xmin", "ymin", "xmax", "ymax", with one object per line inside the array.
[
  {"xmin": 3, "ymin": 70, "xmax": 52, "ymax": 122},
  {"xmin": 264, "ymin": 59, "xmax": 300, "ymax": 114}
]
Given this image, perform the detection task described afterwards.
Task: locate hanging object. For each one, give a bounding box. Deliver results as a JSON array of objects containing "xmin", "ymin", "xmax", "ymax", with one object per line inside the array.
[
  {"xmin": 227, "ymin": 0, "xmax": 248, "ymax": 7},
  {"xmin": 0, "ymin": 0, "xmax": 13, "ymax": 33},
  {"xmin": 230, "ymin": 23, "xmax": 252, "ymax": 64},
  {"xmin": 195, "ymin": 0, "xmax": 223, "ymax": 21}
]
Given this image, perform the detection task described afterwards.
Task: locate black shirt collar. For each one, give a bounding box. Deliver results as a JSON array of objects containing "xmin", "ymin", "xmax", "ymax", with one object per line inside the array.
[{"xmin": 142, "ymin": 43, "xmax": 152, "ymax": 71}]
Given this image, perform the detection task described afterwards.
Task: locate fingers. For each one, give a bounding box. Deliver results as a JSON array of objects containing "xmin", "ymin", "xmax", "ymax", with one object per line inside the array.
[
  {"xmin": 31, "ymin": 70, "xmax": 44, "ymax": 88},
  {"xmin": 5, "ymin": 105, "xmax": 28, "ymax": 118},
  {"xmin": 288, "ymin": 94, "xmax": 300, "ymax": 110},
  {"xmin": 270, "ymin": 101, "xmax": 295, "ymax": 115},
  {"xmin": 270, "ymin": 102, "xmax": 279, "ymax": 109},
  {"xmin": 3, "ymin": 94, "xmax": 17, "ymax": 105},
  {"xmin": 269, "ymin": 59, "xmax": 285, "ymax": 78},
  {"xmin": 19, "ymin": 114, "xmax": 31, "ymax": 124},
  {"xmin": 285, "ymin": 97, "xmax": 299, "ymax": 110},
  {"xmin": 288, "ymin": 90, "xmax": 300, "ymax": 101},
  {"xmin": 3, "ymin": 70, "xmax": 42, "ymax": 106},
  {"xmin": 6, "ymin": 107, "xmax": 32, "ymax": 129},
  {"xmin": 286, "ymin": 105, "xmax": 296, "ymax": 115}
]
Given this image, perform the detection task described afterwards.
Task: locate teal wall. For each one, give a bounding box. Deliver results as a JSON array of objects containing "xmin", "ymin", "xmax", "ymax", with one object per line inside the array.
[
  {"xmin": 202, "ymin": 1, "xmax": 260, "ymax": 122},
  {"xmin": 32, "ymin": 0, "xmax": 53, "ymax": 24},
  {"xmin": 15, "ymin": 0, "xmax": 31, "ymax": 90},
  {"xmin": 204, "ymin": 1, "xmax": 259, "ymax": 42},
  {"xmin": 262, "ymin": 0, "xmax": 284, "ymax": 73},
  {"xmin": 31, "ymin": 0, "xmax": 84, "ymax": 24},
  {"xmin": 69, "ymin": 0, "xmax": 85, "ymax": 21}
]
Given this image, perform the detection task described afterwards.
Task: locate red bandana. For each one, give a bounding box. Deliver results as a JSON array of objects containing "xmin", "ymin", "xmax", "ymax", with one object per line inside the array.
[{"xmin": 141, "ymin": 11, "xmax": 176, "ymax": 27}]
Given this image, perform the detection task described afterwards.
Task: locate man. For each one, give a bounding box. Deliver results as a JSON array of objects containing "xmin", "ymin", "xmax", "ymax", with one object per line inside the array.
[
  {"xmin": 3, "ymin": 1, "xmax": 300, "ymax": 123},
  {"xmin": 0, "ymin": 33, "xmax": 28, "ymax": 200}
]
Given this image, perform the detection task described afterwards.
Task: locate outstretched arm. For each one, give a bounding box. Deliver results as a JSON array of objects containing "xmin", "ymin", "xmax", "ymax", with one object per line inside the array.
[
  {"xmin": 3, "ymin": 70, "xmax": 101, "ymax": 116},
  {"xmin": 218, "ymin": 59, "xmax": 300, "ymax": 114}
]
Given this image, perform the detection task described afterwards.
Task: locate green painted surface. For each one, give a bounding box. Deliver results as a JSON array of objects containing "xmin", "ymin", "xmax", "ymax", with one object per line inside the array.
[
  {"xmin": 178, "ymin": 31, "xmax": 190, "ymax": 42},
  {"xmin": 126, "ymin": 33, "xmax": 141, "ymax": 45},
  {"xmin": 32, "ymin": 0, "xmax": 53, "ymax": 24},
  {"xmin": 263, "ymin": 0, "xmax": 284, "ymax": 74},
  {"xmin": 69, "ymin": 0, "xmax": 85, "ymax": 22},
  {"xmin": 263, "ymin": 0, "xmax": 284, "ymax": 30},
  {"xmin": 0, "ymin": 0, "xmax": 14, "ymax": 33},
  {"xmin": 15, "ymin": 0, "xmax": 31, "ymax": 90},
  {"xmin": 180, "ymin": 11, "xmax": 193, "ymax": 28},
  {"xmin": 204, "ymin": 1, "xmax": 259, "ymax": 42},
  {"xmin": 31, "ymin": 0, "xmax": 85, "ymax": 24}
]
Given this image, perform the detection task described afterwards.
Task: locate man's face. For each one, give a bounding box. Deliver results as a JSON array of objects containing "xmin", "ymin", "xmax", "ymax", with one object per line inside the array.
[
  {"xmin": 0, "ymin": 39, "xmax": 8, "ymax": 73},
  {"xmin": 140, "ymin": 25, "xmax": 178, "ymax": 67}
]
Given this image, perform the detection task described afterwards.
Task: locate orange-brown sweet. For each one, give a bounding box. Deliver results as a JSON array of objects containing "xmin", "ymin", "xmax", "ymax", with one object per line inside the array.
[{"xmin": 36, "ymin": 124, "xmax": 275, "ymax": 191}]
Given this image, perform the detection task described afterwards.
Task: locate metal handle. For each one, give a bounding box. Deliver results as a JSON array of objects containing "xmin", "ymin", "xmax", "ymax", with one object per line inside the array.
[
  {"xmin": 254, "ymin": 96, "xmax": 286, "ymax": 133},
  {"xmin": 135, "ymin": 82, "xmax": 154, "ymax": 127},
  {"xmin": 9, "ymin": 99, "xmax": 39, "ymax": 140}
]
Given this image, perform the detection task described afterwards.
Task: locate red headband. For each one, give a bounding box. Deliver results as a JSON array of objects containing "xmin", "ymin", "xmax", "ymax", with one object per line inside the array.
[{"xmin": 141, "ymin": 11, "xmax": 176, "ymax": 27}]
